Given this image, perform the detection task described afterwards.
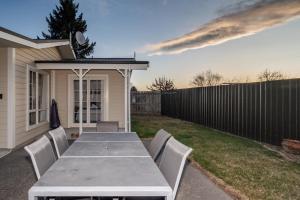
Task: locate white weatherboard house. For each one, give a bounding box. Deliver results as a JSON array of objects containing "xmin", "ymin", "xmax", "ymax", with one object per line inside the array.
[{"xmin": 0, "ymin": 27, "xmax": 149, "ymax": 149}]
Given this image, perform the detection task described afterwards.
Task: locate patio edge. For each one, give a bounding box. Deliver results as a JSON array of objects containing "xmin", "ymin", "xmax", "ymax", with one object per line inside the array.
[{"xmin": 190, "ymin": 159, "xmax": 249, "ymax": 200}]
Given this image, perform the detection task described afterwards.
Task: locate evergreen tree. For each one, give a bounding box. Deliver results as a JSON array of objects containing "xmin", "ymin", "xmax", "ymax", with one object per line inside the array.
[{"xmin": 41, "ymin": 0, "xmax": 96, "ymax": 58}]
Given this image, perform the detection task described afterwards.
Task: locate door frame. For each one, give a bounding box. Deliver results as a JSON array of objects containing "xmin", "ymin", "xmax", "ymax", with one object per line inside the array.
[{"xmin": 67, "ymin": 74, "xmax": 109, "ymax": 128}]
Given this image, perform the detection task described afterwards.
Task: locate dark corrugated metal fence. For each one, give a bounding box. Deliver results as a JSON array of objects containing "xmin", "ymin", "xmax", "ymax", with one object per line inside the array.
[{"xmin": 161, "ymin": 79, "xmax": 300, "ymax": 145}]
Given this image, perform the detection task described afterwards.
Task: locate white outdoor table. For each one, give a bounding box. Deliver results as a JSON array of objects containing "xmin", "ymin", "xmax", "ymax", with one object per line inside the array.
[
  {"xmin": 28, "ymin": 132, "xmax": 172, "ymax": 199},
  {"xmin": 62, "ymin": 141, "xmax": 150, "ymax": 157},
  {"xmin": 28, "ymin": 157, "xmax": 172, "ymax": 199},
  {"xmin": 77, "ymin": 132, "xmax": 140, "ymax": 142}
]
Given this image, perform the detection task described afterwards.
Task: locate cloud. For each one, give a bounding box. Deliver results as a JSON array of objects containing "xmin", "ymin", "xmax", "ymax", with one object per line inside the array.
[{"xmin": 144, "ymin": 0, "xmax": 300, "ymax": 55}]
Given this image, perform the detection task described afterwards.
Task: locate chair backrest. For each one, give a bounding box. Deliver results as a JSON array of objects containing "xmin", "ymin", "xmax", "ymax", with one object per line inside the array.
[
  {"xmin": 49, "ymin": 126, "xmax": 69, "ymax": 158},
  {"xmin": 148, "ymin": 129, "xmax": 171, "ymax": 161},
  {"xmin": 24, "ymin": 135, "xmax": 56, "ymax": 179},
  {"xmin": 96, "ymin": 121, "xmax": 119, "ymax": 132},
  {"xmin": 159, "ymin": 137, "xmax": 192, "ymax": 200}
]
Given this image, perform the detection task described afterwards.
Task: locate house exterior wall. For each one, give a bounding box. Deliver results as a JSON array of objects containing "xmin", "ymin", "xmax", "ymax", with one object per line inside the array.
[
  {"xmin": 0, "ymin": 48, "xmax": 8, "ymax": 148},
  {"xmin": 54, "ymin": 69, "xmax": 125, "ymax": 128},
  {"xmin": 14, "ymin": 47, "xmax": 61, "ymax": 147}
]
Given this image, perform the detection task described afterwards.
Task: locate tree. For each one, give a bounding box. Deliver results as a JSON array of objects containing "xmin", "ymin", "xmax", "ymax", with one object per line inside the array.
[
  {"xmin": 40, "ymin": 0, "xmax": 96, "ymax": 58},
  {"xmin": 258, "ymin": 68, "xmax": 285, "ymax": 82},
  {"xmin": 191, "ymin": 70, "xmax": 223, "ymax": 87},
  {"xmin": 224, "ymin": 76, "xmax": 251, "ymax": 84},
  {"xmin": 131, "ymin": 86, "xmax": 138, "ymax": 92},
  {"xmin": 191, "ymin": 74, "xmax": 205, "ymax": 87},
  {"xmin": 147, "ymin": 77, "xmax": 175, "ymax": 91}
]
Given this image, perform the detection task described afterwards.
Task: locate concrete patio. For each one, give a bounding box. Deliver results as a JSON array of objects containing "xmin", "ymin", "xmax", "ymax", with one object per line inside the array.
[{"xmin": 0, "ymin": 140, "xmax": 232, "ymax": 200}]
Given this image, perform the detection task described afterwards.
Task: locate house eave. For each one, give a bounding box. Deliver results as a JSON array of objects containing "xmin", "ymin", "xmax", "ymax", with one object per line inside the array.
[
  {"xmin": 0, "ymin": 27, "xmax": 76, "ymax": 59},
  {"xmin": 35, "ymin": 62, "xmax": 149, "ymax": 70}
]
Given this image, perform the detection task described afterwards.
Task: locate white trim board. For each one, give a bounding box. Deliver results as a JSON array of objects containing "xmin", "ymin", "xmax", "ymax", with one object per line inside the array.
[
  {"xmin": 36, "ymin": 63, "xmax": 149, "ymax": 70},
  {"xmin": 0, "ymin": 29, "xmax": 70, "ymax": 49},
  {"xmin": 6, "ymin": 48, "xmax": 15, "ymax": 149},
  {"xmin": 50, "ymin": 70, "xmax": 55, "ymax": 100}
]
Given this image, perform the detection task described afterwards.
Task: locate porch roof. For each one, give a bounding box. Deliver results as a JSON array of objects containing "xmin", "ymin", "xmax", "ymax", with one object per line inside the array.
[{"xmin": 35, "ymin": 58, "xmax": 149, "ymax": 70}]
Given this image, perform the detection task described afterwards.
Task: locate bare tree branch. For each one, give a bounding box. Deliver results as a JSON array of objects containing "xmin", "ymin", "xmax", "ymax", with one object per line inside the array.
[
  {"xmin": 191, "ymin": 70, "xmax": 223, "ymax": 87},
  {"xmin": 258, "ymin": 68, "xmax": 286, "ymax": 82},
  {"xmin": 147, "ymin": 77, "xmax": 175, "ymax": 91}
]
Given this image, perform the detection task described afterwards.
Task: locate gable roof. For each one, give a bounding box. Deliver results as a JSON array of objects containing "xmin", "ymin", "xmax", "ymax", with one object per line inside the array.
[{"xmin": 0, "ymin": 27, "xmax": 75, "ymax": 59}]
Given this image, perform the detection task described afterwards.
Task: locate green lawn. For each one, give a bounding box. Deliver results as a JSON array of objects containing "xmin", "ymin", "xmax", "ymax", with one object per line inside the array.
[{"xmin": 132, "ymin": 115, "xmax": 300, "ymax": 200}]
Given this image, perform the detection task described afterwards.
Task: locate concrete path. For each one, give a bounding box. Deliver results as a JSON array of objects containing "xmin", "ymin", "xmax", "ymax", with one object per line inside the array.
[
  {"xmin": 0, "ymin": 149, "xmax": 11, "ymax": 159},
  {"xmin": 0, "ymin": 148, "xmax": 36, "ymax": 200},
  {"xmin": 177, "ymin": 164, "xmax": 232, "ymax": 200},
  {"xmin": 0, "ymin": 145, "xmax": 232, "ymax": 200}
]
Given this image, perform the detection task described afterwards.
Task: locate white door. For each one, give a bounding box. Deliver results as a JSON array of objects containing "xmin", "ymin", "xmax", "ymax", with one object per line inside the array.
[{"xmin": 68, "ymin": 75, "xmax": 108, "ymax": 127}]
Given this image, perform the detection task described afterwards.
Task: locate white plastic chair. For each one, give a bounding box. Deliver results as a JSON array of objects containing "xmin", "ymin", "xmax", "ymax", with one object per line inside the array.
[
  {"xmin": 158, "ymin": 137, "xmax": 193, "ymax": 200},
  {"xmin": 24, "ymin": 135, "xmax": 56, "ymax": 180},
  {"xmin": 49, "ymin": 126, "xmax": 69, "ymax": 158},
  {"xmin": 147, "ymin": 129, "xmax": 171, "ymax": 161}
]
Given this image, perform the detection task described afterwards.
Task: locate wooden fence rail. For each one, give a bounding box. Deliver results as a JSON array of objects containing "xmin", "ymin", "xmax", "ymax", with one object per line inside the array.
[
  {"xmin": 161, "ymin": 79, "xmax": 300, "ymax": 145},
  {"xmin": 131, "ymin": 91, "xmax": 161, "ymax": 115}
]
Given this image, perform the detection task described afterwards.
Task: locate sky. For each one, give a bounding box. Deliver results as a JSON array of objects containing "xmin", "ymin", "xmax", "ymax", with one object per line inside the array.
[{"xmin": 0, "ymin": 0, "xmax": 300, "ymax": 90}]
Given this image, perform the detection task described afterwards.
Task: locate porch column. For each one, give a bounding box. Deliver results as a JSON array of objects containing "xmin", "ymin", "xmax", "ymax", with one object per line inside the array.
[
  {"xmin": 72, "ymin": 68, "xmax": 91, "ymax": 135},
  {"xmin": 128, "ymin": 70, "xmax": 132, "ymax": 131},
  {"xmin": 50, "ymin": 70, "xmax": 55, "ymax": 100},
  {"xmin": 7, "ymin": 48, "xmax": 16, "ymax": 148},
  {"xmin": 124, "ymin": 69, "xmax": 128, "ymax": 132},
  {"xmin": 79, "ymin": 69, "xmax": 83, "ymax": 135}
]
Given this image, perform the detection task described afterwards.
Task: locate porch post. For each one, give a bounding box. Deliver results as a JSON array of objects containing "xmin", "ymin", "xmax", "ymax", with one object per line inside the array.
[
  {"xmin": 50, "ymin": 70, "xmax": 55, "ymax": 100},
  {"xmin": 124, "ymin": 69, "xmax": 128, "ymax": 132},
  {"xmin": 7, "ymin": 48, "xmax": 16, "ymax": 148},
  {"xmin": 79, "ymin": 69, "xmax": 83, "ymax": 135},
  {"xmin": 128, "ymin": 70, "xmax": 132, "ymax": 131}
]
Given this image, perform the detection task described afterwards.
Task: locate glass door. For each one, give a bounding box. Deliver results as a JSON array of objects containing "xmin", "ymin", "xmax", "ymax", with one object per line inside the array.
[
  {"xmin": 90, "ymin": 80, "xmax": 102, "ymax": 123},
  {"xmin": 72, "ymin": 79, "xmax": 103, "ymax": 125}
]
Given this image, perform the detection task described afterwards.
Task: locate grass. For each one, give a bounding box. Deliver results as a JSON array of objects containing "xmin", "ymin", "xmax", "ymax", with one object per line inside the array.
[{"xmin": 132, "ymin": 115, "xmax": 300, "ymax": 200}]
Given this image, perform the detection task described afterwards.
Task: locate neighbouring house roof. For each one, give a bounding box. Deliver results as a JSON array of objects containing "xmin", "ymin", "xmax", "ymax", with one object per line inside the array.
[
  {"xmin": 35, "ymin": 58, "xmax": 149, "ymax": 70},
  {"xmin": 0, "ymin": 27, "xmax": 75, "ymax": 59}
]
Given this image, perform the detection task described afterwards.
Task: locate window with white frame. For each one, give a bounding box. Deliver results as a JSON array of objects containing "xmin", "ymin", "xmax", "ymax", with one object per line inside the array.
[{"xmin": 27, "ymin": 66, "xmax": 49, "ymax": 129}]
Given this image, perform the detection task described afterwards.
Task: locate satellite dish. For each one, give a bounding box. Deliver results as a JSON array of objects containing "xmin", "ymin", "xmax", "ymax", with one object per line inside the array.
[{"xmin": 75, "ymin": 31, "xmax": 87, "ymax": 46}]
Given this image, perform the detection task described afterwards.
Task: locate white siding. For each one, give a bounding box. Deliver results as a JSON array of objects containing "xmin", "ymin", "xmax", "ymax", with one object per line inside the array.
[
  {"xmin": 54, "ymin": 70, "xmax": 125, "ymax": 128},
  {"xmin": 15, "ymin": 47, "xmax": 61, "ymax": 147},
  {"xmin": 0, "ymin": 48, "xmax": 7, "ymax": 148}
]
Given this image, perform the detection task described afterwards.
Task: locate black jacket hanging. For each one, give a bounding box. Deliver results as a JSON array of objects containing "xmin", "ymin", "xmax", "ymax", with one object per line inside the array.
[{"xmin": 50, "ymin": 99, "xmax": 61, "ymax": 129}]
